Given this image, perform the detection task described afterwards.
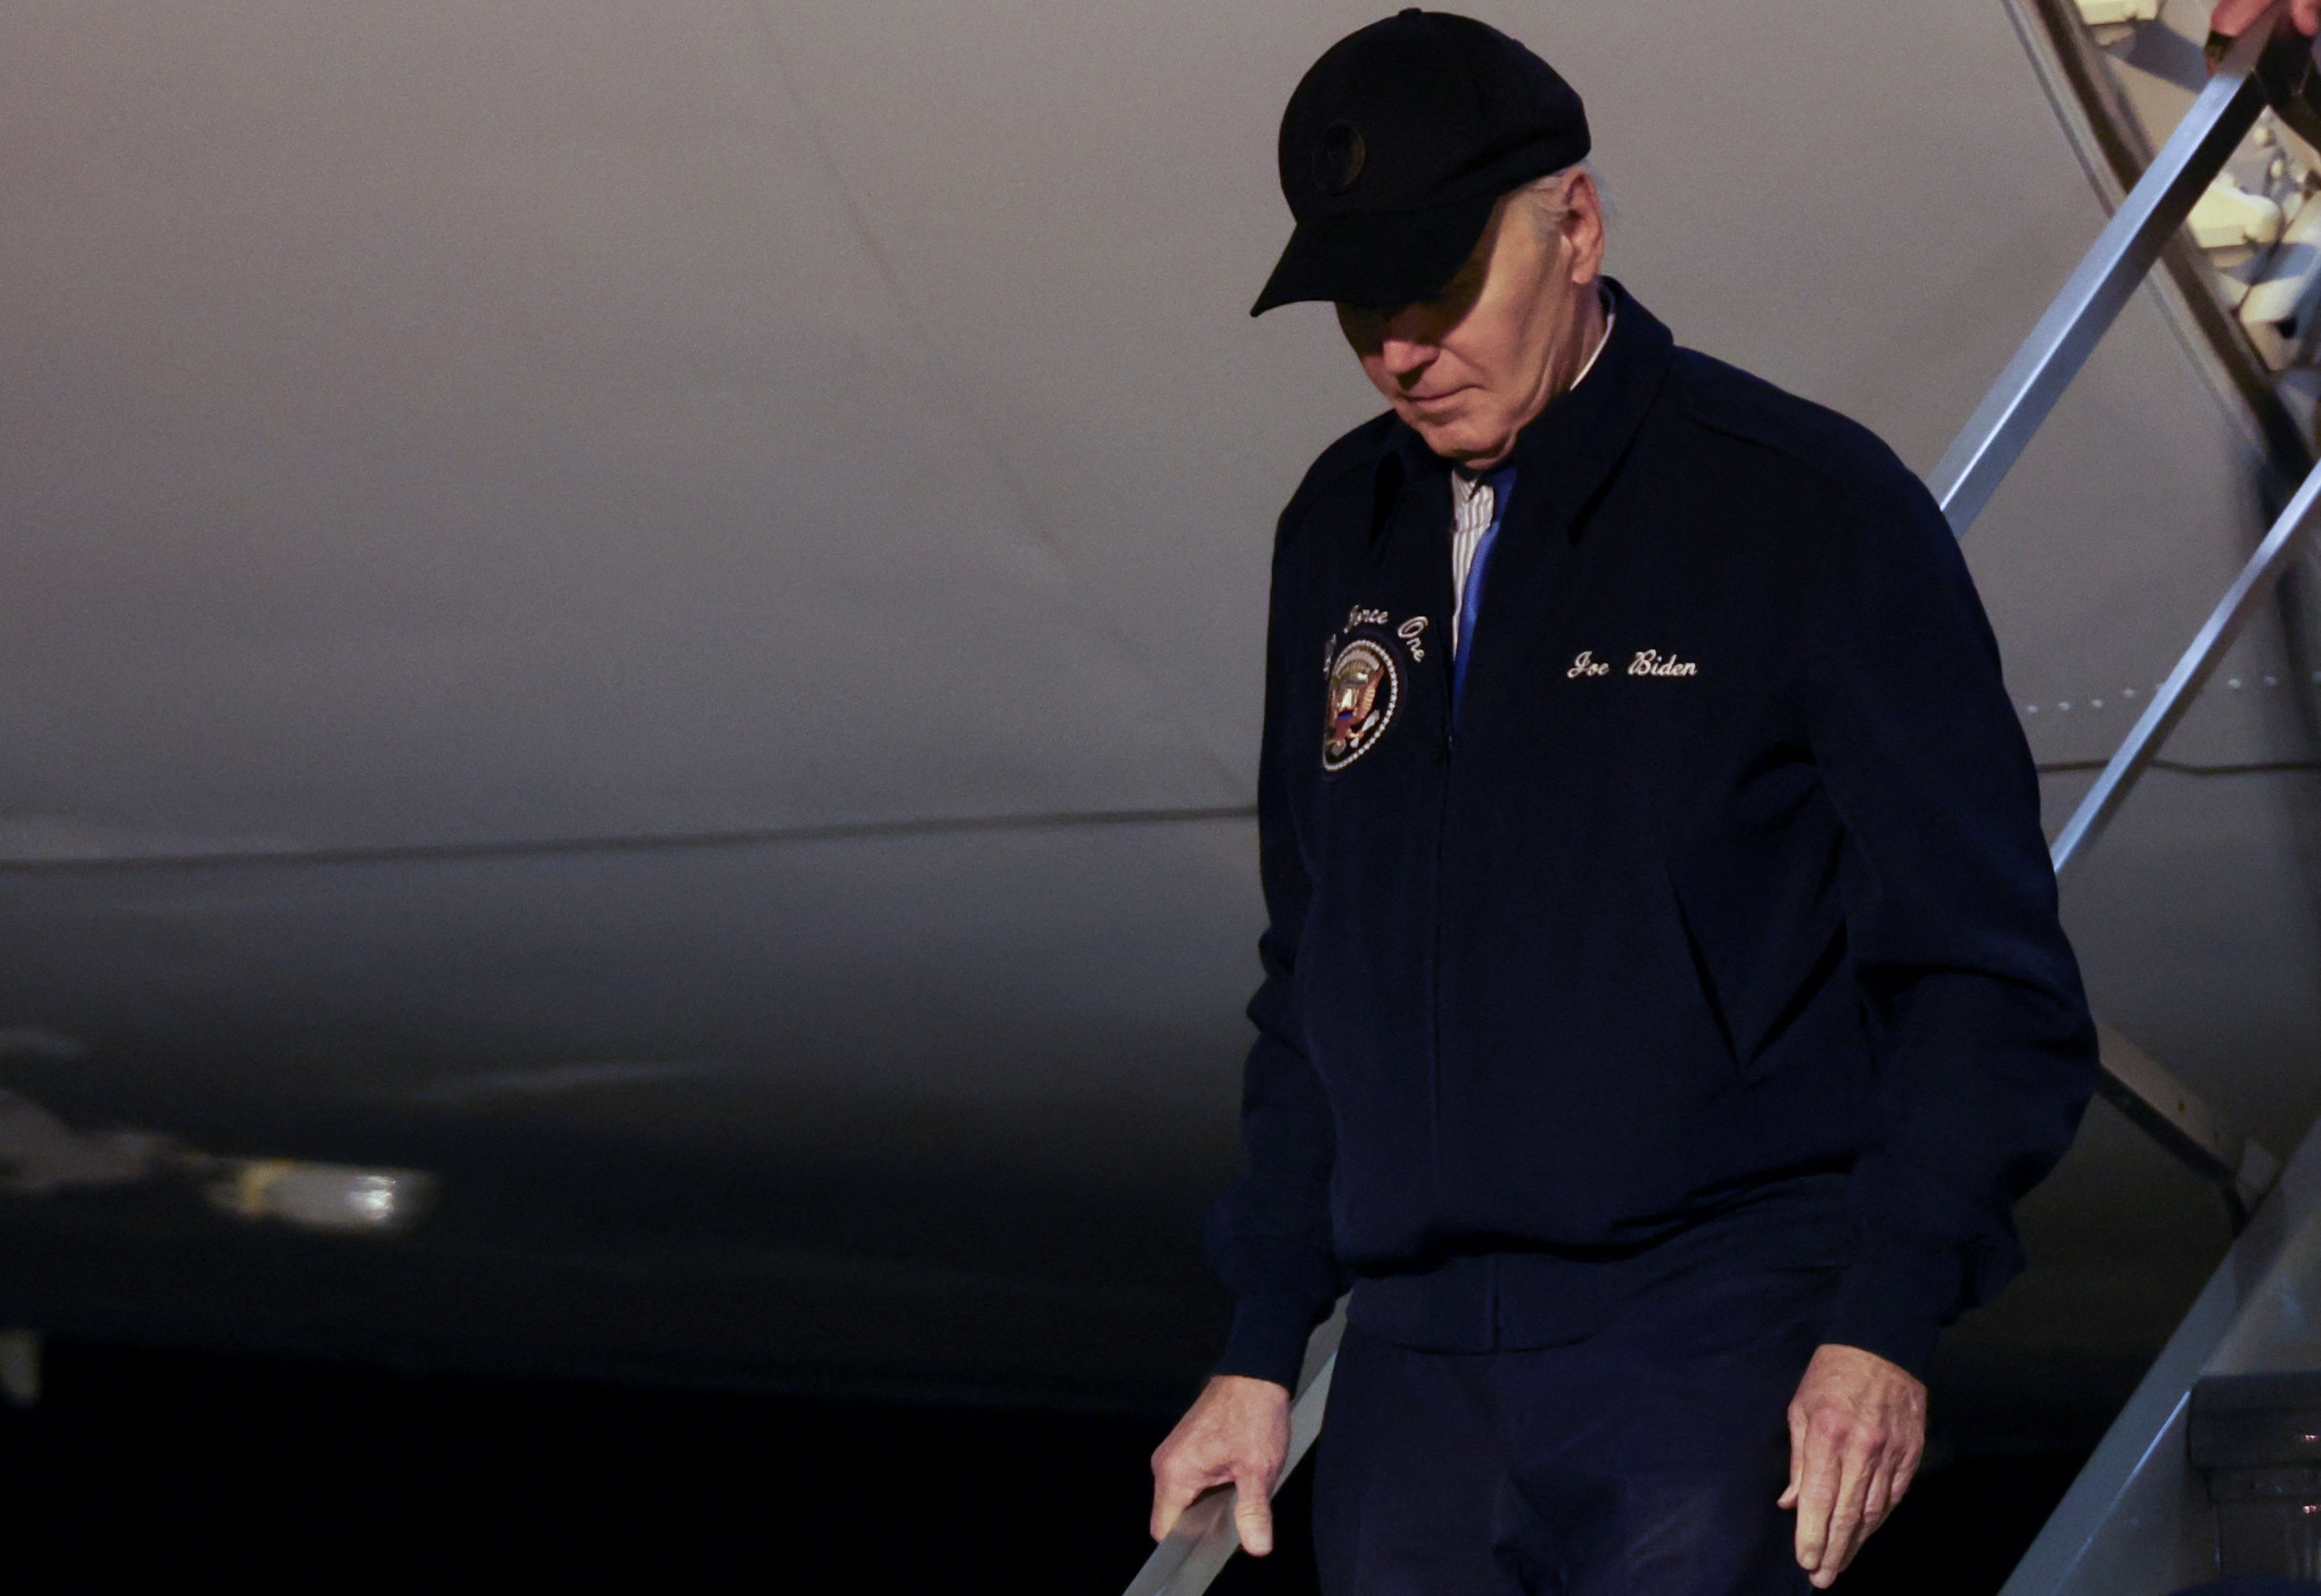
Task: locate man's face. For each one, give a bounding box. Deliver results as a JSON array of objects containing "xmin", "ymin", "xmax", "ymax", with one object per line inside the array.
[{"xmin": 1335, "ymin": 173, "xmax": 1605, "ymax": 468}]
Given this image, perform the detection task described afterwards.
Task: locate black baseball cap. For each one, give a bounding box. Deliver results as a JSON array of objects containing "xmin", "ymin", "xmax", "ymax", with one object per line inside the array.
[{"xmin": 1251, "ymin": 9, "xmax": 1590, "ymax": 316}]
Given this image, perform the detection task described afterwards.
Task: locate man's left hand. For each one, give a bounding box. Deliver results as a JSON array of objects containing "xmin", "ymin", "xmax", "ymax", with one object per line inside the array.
[{"xmin": 1778, "ymin": 1343, "xmax": 1927, "ymax": 1588}]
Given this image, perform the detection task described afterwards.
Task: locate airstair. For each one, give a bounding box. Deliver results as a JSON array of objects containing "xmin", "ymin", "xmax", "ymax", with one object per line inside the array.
[{"xmin": 1126, "ymin": 11, "xmax": 2321, "ymax": 1592}]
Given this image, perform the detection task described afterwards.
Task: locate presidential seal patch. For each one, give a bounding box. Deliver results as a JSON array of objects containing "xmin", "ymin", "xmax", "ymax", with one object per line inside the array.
[{"xmin": 1323, "ymin": 636, "xmax": 1398, "ymax": 774}]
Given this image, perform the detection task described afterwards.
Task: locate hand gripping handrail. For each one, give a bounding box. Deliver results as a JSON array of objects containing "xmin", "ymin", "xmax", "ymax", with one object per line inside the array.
[{"xmin": 1120, "ymin": 1301, "xmax": 1345, "ymax": 1596}]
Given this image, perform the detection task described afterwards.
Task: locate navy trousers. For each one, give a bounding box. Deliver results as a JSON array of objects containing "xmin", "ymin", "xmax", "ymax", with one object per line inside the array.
[{"xmin": 1313, "ymin": 1262, "xmax": 1840, "ymax": 1596}]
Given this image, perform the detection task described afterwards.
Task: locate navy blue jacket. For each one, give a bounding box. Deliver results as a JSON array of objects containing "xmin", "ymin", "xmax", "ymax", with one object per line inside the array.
[{"xmin": 1206, "ymin": 281, "xmax": 2097, "ymax": 1390}]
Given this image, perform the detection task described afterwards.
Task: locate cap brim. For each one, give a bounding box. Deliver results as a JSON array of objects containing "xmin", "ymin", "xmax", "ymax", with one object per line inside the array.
[{"xmin": 1249, "ymin": 191, "xmax": 1500, "ymax": 316}]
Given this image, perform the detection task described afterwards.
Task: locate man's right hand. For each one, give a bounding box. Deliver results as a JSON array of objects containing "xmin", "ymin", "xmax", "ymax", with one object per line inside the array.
[
  {"xmin": 2215, "ymin": 0, "xmax": 2320, "ymax": 38},
  {"xmin": 1150, "ymin": 1374, "xmax": 1292, "ymax": 1557}
]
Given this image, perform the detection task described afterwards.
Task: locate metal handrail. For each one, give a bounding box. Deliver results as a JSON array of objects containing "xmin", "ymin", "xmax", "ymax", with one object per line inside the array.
[
  {"xmin": 1996, "ymin": 1099, "xmax": 2321, "ymax": 1596},
  {"xmin": 1927, "ymin": 16, "xmax": 2275, "ymax": 534},
  {"xmin": 2051, "ymin": 455, "xmax": 2321, "ymax": 876}
]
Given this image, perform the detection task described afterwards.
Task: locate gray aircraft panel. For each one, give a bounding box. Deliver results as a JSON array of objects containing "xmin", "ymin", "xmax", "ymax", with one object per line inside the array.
[{"xmin": 0, "ymin": 0, "xmax": 1244, "ymax": 860}]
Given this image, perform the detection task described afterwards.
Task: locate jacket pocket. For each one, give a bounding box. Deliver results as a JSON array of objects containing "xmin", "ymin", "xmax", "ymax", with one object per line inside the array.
[{"xmin": 1660, "ymin": 856, "xmax": 1847, "ymax": 1079}]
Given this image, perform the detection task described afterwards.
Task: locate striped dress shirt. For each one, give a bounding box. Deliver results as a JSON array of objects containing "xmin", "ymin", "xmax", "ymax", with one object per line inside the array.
[{"xmin": 1446, "ymin": 307, "xmax": 1616, "ymax": 659}]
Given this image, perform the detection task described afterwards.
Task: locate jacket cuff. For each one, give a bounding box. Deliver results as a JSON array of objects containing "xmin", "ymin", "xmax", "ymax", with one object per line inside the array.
[
  {"xmin": 1215, "ymin": 1293, "xmax": 1323, "ymax": 1393},
  {"xmin": 1824, "ymin": 1252, "xmax": 1964, "ymax": 1379}
]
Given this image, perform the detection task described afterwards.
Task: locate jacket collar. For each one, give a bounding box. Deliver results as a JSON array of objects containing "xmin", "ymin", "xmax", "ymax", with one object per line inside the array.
[{"xmin": 1368, "ymin": 277, "xmax": 1674, "ymax": 549}]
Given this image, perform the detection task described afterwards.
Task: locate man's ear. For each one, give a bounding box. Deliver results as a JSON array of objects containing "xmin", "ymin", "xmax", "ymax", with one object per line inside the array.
[{"xmin": 1562, "ymin": 170, "xmax": 1605, "ymax": 284}]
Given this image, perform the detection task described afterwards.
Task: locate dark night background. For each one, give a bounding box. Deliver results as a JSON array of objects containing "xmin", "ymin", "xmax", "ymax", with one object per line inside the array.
[{"xmin": 0, "ymin": 1337, "xmax": 2084, "ymax": 1593}]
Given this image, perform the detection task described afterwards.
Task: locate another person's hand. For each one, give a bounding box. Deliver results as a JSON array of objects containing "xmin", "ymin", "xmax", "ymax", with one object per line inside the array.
[
  {"xmin": 1779, "ymin": 1343, "xmax": 1928, "ymax": 1589},
  {"xmin": 2215, "ymin": 0, "xmax": 2321, "ymax": 38},
  {"xmin": 1150, "ymin": 1374, "xmax": 1292, "ymax": 1557}
]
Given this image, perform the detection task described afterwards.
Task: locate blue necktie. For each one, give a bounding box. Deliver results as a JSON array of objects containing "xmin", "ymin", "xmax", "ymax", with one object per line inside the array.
[{"xmin": 1452, "ymin": 466, "xmax": 1517, "ymax": 708}]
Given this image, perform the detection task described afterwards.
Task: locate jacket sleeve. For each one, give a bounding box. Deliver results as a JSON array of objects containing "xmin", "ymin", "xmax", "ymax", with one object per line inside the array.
[
  {"xmin": 1805, "ymin": 467, "xmax": 2099, "ymax": 1378},
  {"xmin": 1199, "ymin": 512, "xmax": 1349, "ymax": 1393}
]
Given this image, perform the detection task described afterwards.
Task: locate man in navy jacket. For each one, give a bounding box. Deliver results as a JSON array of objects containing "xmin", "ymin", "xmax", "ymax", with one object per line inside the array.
[{"xmin": 1148, "ymin": 13, "xmax": 2097, "ymax": 1593}]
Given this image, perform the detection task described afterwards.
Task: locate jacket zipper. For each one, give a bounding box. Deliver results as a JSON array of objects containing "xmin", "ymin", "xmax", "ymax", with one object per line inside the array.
[{"xmin": 1428, "ymin": 666, "xmax": 1454, "ymax": 1206}]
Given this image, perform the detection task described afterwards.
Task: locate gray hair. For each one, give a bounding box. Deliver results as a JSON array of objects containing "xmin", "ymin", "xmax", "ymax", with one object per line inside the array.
[{"xmin": 1516, "ymin": 162, "xmax": 1608, "ymax": 240}]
